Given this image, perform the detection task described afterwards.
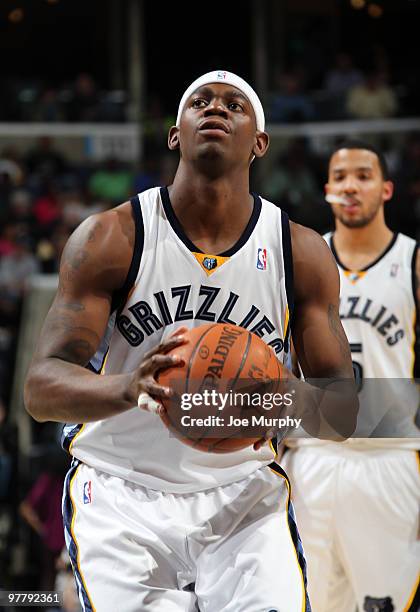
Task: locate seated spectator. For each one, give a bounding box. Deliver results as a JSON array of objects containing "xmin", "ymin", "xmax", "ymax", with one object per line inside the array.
[
  {"xmin": 264, "ymin": 139, "xmax": 319, "ymax": 214},
  {"xmin": 325, "ymin": 52, "xmax": 363, "ymax": 97},
  {"xmin": 0, "ymin": 234, "xmax": 40, "ymax": 303},
  {"xmin": 24, "ymin": 136, "xmax": 67, "ymax": 180},
  {"xmin": 33, "ymin": 180, "xmax": 63, "ymax": 233},
  {"xmin": 88, "ymin": 157, "xmax": 133, "ymax": 205},
  {"xmin": 346, "ymin": 70, "xmax": 398, "ymax": 119},
  {"xmin": 269, "ymin": 71, "xmax": 316, "ymax": 123},
  {"xmin": 68, "ymin": 73, "xmax": 99, "ymax": 122},
  {"xmin": 34, "ymin": 88, "xmax": 65, "ymax": 123}
]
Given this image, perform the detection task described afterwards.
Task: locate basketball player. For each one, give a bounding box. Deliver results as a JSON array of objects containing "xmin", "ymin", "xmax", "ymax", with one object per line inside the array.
[
  {"xmin": 24, "ymin": 71, "xmax": 356, "ymax": 612},
  {"xmin": 283, "ymin": 140, "xmax": 420, "ymax": 612}
]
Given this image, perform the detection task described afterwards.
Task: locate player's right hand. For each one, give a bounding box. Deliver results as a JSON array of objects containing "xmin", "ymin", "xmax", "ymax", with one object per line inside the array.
[{"xmin": 132, "ymin": 326, "xmax": 188, "ymax": 414}]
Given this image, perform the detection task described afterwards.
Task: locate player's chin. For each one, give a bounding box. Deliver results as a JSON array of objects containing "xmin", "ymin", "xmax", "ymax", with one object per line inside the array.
[{"xmin": 195, "ymin": 142, "xmax": 230, "ymax": 162}]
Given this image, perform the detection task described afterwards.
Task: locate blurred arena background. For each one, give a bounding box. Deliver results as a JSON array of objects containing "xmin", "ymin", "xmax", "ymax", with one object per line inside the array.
[{"xmin": 0, "ymin": 0, "xmax": 419, "ymax": 609}]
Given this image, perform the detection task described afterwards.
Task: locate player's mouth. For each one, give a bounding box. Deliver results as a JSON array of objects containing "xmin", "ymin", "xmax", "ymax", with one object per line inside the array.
[
  {"xmin": 325, "ymin": 194, "xmax": 361, "ymax": 211},
  {"xmin": 198, "ymin": 119, "xmax": 230, "ymax": 135}
]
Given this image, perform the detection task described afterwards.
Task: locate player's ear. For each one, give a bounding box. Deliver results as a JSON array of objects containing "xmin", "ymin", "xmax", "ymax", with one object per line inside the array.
[
  {"xmin": 168, "ymin": 126, "xmax": 180, "ymax": 151},
  {"xmin": 252, "ymin": 131, "xmax": 270, "ymax": 159},
  {"xmin": 383, "ymin": 180, "xmax": 394, "ymax": 203}
]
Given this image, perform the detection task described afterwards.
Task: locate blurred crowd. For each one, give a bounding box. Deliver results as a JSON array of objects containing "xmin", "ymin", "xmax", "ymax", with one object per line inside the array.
[
  {"xmin": 0, "ymin": 73, "xmax": 127, "ymax": 124},
  {"xmin": 1, "ymin": 48, "xmax": 419, "ymax": 125}
]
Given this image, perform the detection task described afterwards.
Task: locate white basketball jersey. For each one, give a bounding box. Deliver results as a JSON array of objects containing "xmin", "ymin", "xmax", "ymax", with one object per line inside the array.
[
  {"xmin": 63, "ymin": 187, "xmax": 294, "ymax": 492},
  {"xmin": 291, "ymin": 231, "xmax": 419, "ymax": 450}
]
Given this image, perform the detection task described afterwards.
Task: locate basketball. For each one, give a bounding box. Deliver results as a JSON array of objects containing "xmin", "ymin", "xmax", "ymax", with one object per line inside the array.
[{"xmin": 157, "ymin": 323, "xmax": 287, "ymax": 453}]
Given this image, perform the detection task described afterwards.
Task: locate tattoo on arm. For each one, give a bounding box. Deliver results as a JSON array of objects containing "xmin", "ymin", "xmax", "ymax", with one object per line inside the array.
[
  {"xmin": 61, "ymin": 302, "xmax": 86, "ymax": 312},
  {"xmin": 52, "ymin": 338, "xmax": 96, "ymax": 365},
  {"xmin": 46, "ymin": 311, "xmax": 100, "ymax": 365},
  {"xmin": 328, "ymin": 303, "xmax": 351, "ymax": 360}
]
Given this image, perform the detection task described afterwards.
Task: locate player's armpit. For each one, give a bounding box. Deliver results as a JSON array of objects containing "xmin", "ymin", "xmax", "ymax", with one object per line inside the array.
[
  {"xmin": 289, "ymin": 222, "xmax": 358, "ymax": 439},
  {"xmin": 24, "ymin": 203, "xmax": 137, "ymax": 423}
]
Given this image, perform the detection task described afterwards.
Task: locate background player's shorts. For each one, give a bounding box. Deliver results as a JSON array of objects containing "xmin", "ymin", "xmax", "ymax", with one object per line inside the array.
[
  {"xmin": 62, "ymin": 461, "xmax": 310, "ymax": 612},
  {"xmin": 282, "ymin": 445, "xmax": 420, "ymax": 612}
]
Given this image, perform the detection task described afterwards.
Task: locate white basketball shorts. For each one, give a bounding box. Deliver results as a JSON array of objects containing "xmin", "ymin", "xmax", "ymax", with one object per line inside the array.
[
  {"xmin": 282, "ymin": 445, "xmax": 420, "ymax": 612},
  {"xmin": 62, "ymin": 460, "xmax": 310, "ymax": 612}
]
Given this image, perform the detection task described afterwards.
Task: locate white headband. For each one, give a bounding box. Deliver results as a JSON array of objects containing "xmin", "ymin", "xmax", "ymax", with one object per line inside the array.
[{"xmin": 176, "ymin": 70, "xmax": 265, "ymax": 132}]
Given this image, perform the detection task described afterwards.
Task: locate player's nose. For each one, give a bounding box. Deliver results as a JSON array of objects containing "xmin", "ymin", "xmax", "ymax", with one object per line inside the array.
[
  {"xmin": 203, "ymin": 98, "xmax": 228, "ymax": 118},
  {"xmin": 342, "ymin": 175, "xmax": 358, "ymax": 193}
]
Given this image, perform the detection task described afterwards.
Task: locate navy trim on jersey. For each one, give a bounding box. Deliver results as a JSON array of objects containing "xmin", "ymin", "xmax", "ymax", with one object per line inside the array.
[
  {"xmin": 63, "ymin": 460, "xmax": 94, "ymax": 612},
  {"xmin": 411, "ymin": 243, "xmax": 419, "ymax": 378},
  {"xmin": 330, "ymin": 232, "xmax": 399, "ymax": 272},
  {"xmin": 110, "ymin": 195, "xmax": 144, "ymax": 314},
  {"xmin": 281, "ymin": 211, "xmax": 294, "ymax": 348},
  {"xmin": 61, "ymin": 424, "xmax": 84, "ymax": 453},
  {"xmin": 268, "ymin": 462, "xmax": 311, "ymax": 611},
  {"xmin": 159, "ymin": 186, "xmax": 262, "ymax": 256}
]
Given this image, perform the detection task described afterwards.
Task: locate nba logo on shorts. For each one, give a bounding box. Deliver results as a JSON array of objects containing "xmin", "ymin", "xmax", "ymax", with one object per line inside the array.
[
  {"xmin": 256, "ymin": 248, "xmax": 267, "ymax": 270},
  {"xmin": 83, "ymin": 481, "xmax": 92, "ymax": 504}
]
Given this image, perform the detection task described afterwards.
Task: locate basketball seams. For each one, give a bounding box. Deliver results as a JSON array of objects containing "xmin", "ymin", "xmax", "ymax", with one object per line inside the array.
[
  {"xmin": 230, "ymin": 330, "xmax": 253, "ymax": 392},
  {"xmin": 185, "ymin": 323, "xmax": 219, "ymax": 394}
]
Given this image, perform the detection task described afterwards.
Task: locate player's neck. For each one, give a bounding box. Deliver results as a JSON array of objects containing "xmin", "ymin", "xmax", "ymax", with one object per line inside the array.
[
  {"xmin": 333, "ymin": 214, "xmax": 394, "ymax": 271},
  {"xmin": 167, "ymin": 171, "xmax": 254, "ymax": 253}
]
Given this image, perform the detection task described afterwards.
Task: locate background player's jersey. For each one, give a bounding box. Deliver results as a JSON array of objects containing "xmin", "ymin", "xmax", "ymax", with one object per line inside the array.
[
  {"xmin": 62, "ymin": 187, "xmax": 293, "ymax": 492},
  {"xmin": 292, "ymin": 231, "xmax": 419, "ymax": 449}
]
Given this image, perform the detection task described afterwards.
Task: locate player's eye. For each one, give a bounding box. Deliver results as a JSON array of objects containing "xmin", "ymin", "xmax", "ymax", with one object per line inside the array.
[
  {"xmin": 228, "ymin": 102, "xmax": 244, "ymax": 111},
  {"xmin": 191, "ymin": 98, "xmax": 207, "ymax": 108}
]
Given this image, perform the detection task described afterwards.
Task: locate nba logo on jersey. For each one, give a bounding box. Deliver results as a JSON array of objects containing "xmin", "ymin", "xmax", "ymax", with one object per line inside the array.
[
  {"xmin": 203, "ymin": 257, "xmax": 217, "ymax": 271},
  {"xmin": 217, "ymin": 71, "xmax": 227, "ymax": 80},
  {"xmin": 256, "ymin": 248, "xmax": 267, "ymax": 270},
  {"xmin": 83, "ymin": 481, "xmax": 92, "ymax": 504}
]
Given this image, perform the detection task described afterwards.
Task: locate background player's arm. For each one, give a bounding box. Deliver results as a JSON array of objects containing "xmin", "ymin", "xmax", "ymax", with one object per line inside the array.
[
  {"xmin": 24, "ymin": 204, "xmax": 184, "ymax": 424},
  {"xmin": 291, "ymin": 222, "xmax": 358, "ymax": 438}
]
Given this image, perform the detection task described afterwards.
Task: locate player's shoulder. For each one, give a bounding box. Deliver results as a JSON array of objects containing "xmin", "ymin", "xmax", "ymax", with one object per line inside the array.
[
  {"xmin": 289, "ymin": 222, "xmax": 339, "ymax": 298},
  {"xmin": 290, "ymin": 220, "xmax": 334, "ymax": 259},
  {"xmin": 59, "ymin": 197, "xmax": 141, "ymax": 294}
]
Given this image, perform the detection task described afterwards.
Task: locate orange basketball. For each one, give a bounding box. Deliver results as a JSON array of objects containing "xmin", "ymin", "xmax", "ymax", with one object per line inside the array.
[{"xmin": 157, "ymin": 323, "xmax": 288, "ymax": 453}]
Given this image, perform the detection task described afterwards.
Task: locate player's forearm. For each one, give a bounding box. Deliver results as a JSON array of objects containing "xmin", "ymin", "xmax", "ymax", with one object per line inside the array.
[
  {"xmin": 295, "ymin": 377, "xmax": 359, "ymax": 440},
  {"xmin": 24, "ymin": 359, "xmax": 136, "ymax": 423}
]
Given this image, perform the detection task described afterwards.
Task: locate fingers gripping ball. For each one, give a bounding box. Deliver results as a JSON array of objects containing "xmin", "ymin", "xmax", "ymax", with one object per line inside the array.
[{"xmin": 157, "ymin": 323, "xmax": 287, "ymax": 453}]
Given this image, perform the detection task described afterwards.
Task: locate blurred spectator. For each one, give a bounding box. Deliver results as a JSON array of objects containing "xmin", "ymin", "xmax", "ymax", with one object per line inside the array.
[
  {"xmin": 88, "ymin": 157, "xmax": 133, "ymax": 205},
  {"xmin": 390, "ymin": 132, "xmax": 420, "ymax": 240},
  {"xmin": 34, "ymin": 89, "xmax": 65, "ymax": 123},
  {"xmin": 346, "ymin": 71, "xmax": 398, "ymax": 119},
  {"xmin": 0, "ymin": 148, "xmax": 25, "ymax": 187},
  {"xmin": 133, "ymin": 157, "xmax": 161, "ymax": 194},
  {"xmin": 325, "ymin": 52, "xmax": 363, "ymax": 97},
  {"xmin": 7, "ymin": 189, "xmax": 34, "ymax": 229},
  {"xmin": 264, "ymin": 139, "xmax": 319, "ymax": 214},
  {"xmin": 68, "ymin": 73, "xmax": 99, "ymax": 122},
  {"xmin": 0, "ymin": 223, "xmax": 18, "ymax": 257},
  {"xmin": 33, "ymin": 181, "xmax": 63, "ymax": 233},
  {"xmin": 0, "ymin": 235, "xmax": 40, "ymax": 304},
  {"xmin": 19, "ymin": 451, "xmax": 68, "ymax": 591},
  {"xmin": 25, "ymin": 137, "xmax": 67, "ymax": 180},
  {"xmin": 269, "ymin": 71, "xmax": 316, "ymax": 123},
  {"xmin": 60, "ymin": 189, "xmax": 105, "ymax": 230}
]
